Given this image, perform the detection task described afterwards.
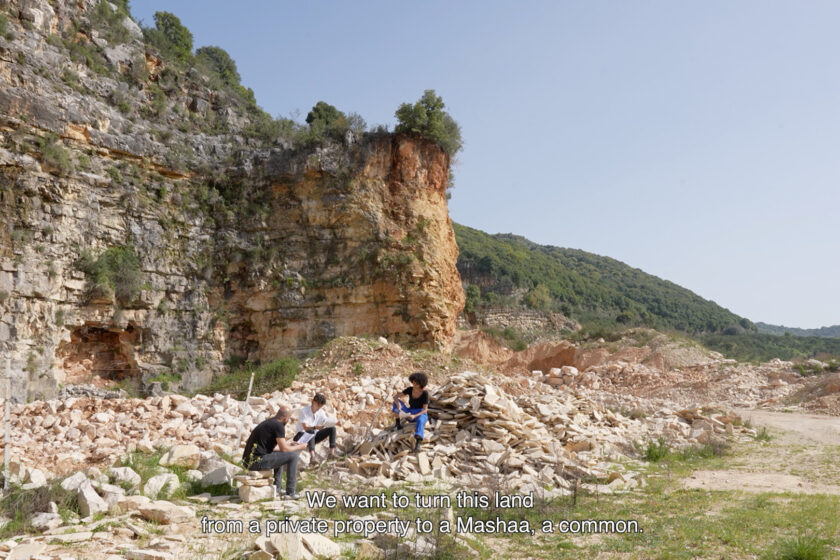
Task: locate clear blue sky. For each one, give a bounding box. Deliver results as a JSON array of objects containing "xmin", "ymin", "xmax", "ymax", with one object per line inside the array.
[{"xmin": 131, "ymin": 1, "xmax": 839, "ymax": 328}]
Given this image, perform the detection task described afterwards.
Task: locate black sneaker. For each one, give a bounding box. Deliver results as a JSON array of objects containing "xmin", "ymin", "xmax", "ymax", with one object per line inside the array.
[
  {"xmin": 413, "ymin": 438, "xmax": 421, "ymax": 452},
  {"xmin": 393, "ymin": 419, "xmax": 402, "ymax": 431},
  {"xmin": 284, "ymin": 492, "xmax": 301, "ymax": 500}
]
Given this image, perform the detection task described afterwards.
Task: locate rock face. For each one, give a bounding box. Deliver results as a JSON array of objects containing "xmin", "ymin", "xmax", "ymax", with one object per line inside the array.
[
  {"xmin": 217, "ymin": 136, "xmax": 464, "ymax": 364},
  {"xmin": 0, "ymin": 0, "xmax": 464, "ymax": 400}
]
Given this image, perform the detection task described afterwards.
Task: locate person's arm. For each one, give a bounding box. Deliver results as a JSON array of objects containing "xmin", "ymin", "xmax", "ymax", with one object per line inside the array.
[
  {"xmin": 394, "ymin": 387, "xmax": 409, "ymax": 404},
  {"xmin": 412, "ymin": 403, "xmax": 429, "ymax": 419},
  {"xmin": 411, "ymin": 392, "xmax": 430, "ymax": 419},
  {"xmin": 275, "ymin": 436, "xmax": 307, "ymax": 452}
]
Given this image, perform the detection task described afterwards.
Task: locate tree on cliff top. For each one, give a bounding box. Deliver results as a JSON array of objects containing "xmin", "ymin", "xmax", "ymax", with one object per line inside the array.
[
  {"xmin": 306, "ymin": 101, "xmax": 346, "ymax": 129},
  {"xmin": 395, "ymin": 90, "xmax": 462, "ymax": 156},
  {"xmin": 145, "ymin": 11, "xmax": 193, "ymax": 62},
  {"xmin": 196, "ymin": 46, "xmax": 241, "ymax": 87}
]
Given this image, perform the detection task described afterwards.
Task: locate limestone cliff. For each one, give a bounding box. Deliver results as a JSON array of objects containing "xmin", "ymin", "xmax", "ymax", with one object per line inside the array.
[{"xmin": 0, "ymin": 0, "xmax": 463, "ymax": 399}]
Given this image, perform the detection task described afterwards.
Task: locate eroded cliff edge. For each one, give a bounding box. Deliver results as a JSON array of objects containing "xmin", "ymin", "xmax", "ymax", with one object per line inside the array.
[{"xmin": 0, "ymin": 0, "xmax": 464, "ymax": 399}]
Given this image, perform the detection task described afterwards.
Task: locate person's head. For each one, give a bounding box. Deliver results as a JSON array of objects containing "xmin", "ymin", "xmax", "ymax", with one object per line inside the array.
[
  {"xmin": 311, "ymin": 393, "xmax": 326, "ymax": 412},
  {"xmin": 408, "ymin": 372, "xmax": 428, "ymax": 389},
  {"xmin": 274, "ymin": 406, "xmax": 291, "ymax": 423}
]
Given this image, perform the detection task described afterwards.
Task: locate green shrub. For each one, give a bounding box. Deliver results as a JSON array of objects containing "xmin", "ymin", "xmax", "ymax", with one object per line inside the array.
[
  {"xmin": 305, "ymin": 101, "xmax": 349, "ymax": 140},
  {"xmin": 76, "ymin": 245, "xmax": 143, "ymax": 305},
  {"xmin": 524, "ymin": 284, "xmax": 551, "ymax": 311},
  {"xmin": 63, "ymin": 37, "xmax": 108, "ymax": 75},
  {"xmin": 463, "ymin": 284, "xmax": 481, "ymax": 313},
  {"xmin": 395, "ymin": 90, "xmax": 462, "ymax": 156},
  {"xmin": 121, "ymin": 449, "xmax": 165, "ymax": 485},
  {"xmin": 200, "ymin": 357, "xmax": 300, "ymax": 399},
  {"xmin": 754, "ymin": 426, "xmax": 772, "ymax": 442},
  {"xmin": 89, "ymin": 0, "xmax": 131, "ymax": 44},
  {"xmin": 110, "ymin": 90, "xmax": 131, "ymax": 114},
  {"xmin": 0, "ymin": 482, "xmax": 79, "ymax": 538},
  {"xmin": 144, "ymin": 11, "xmax": 193, "ymax": 63},
  {"xmin": 195, "ymin": 46, "xmax": 240, "ymax": 87},
  {"xmin": 149, "ymin": 372, "xmax": 181, "ymax": 391},
  {"xmin": 37, "ymin": 134, "xmax": 73, "ymax": 175},
  {"xmin": 0, "ymin": 14, "xmax": 10, "ymax": 40},
  {"xmin": 766, "ymin": 535, "xmax": 828, "ymax": 560},
  {"xmin": 643, "ymin": 438, "xmax": 670, "ymax": 462}
]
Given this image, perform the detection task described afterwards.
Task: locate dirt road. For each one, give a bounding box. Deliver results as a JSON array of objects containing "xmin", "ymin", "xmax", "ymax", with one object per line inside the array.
[
  {"xmin": 683, "ymin": 409, "xmax": 840, "ymax": 494},
  {"xmin": 735, "ymin": 408, "xmax": 840, "ymax": 445}
]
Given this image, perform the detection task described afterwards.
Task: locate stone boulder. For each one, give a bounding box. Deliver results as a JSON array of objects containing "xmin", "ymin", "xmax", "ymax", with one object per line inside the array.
[
  {"xmin": 60, "ymin": 471, "xmax": 88, "ymax": 492},
  {"xmin": 302, "ymin": 533, "xmax": 341, "ymax": 558},
  {"xmin": 113, "ymin": 495, "xmax": 151, "ymax": 514},
  {"xmin": 30, "ymin": 512, "xmax": 62, "ymax": 532},
  {"xmin": 137, "ymin": 501, "xmax": 195, "ymax": 525},
  {"xmin": 143, "ymin": 473, "xmax": 180, "ymax": 499},
  {"xmin": 239, "ymin": 484, "xmax": 274, "ymax": 503},
  {"xmin": 109, "ymin": 466, "xmax": 142, "ymax": 489},
  {"xmin": 160, "ymin": 445, "xmax": 201, "ymax": 468},
  {"xmin": 77, "ymin": 480, "xmax": 108, "ymax": 517}
]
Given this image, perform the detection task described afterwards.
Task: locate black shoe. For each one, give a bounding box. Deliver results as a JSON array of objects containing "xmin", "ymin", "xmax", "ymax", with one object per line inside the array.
[
  {"xmin": 394, "ymin": 419, "xmax": 402, "ymax": 431},
  {"xmin": 413, "ymin": 438, "xmax": 421, "ymax": 452}
]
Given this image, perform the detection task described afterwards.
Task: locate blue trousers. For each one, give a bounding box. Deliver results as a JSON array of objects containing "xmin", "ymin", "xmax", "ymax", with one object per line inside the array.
[{"xmin": 392, "ymin": 402, "xmax": 428, "ymax": 439}]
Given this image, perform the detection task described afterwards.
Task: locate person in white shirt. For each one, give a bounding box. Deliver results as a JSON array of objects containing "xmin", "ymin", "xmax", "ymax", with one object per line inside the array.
[{"xmin": 292, "ymin": 393, "xmax": 340, "ymax": 457}]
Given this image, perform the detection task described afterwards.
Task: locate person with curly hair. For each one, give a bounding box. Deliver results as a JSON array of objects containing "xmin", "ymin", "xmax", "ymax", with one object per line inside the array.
[{"xmin": 392, "ymin": 372, "xmax": 430, "ymax": 452}]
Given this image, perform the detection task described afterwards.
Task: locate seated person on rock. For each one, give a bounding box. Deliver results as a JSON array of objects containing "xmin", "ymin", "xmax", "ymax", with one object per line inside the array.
[
  {"xmin": 292, "ymin": 392, "xmax": 340, "ymax": 458},
  {"xmin": 242, "ymin": 405, "xmax": 307, "ymax": 499},
  {"xmin": 392, "ymin": 372, "xmax": 430, "ymax": 452}
]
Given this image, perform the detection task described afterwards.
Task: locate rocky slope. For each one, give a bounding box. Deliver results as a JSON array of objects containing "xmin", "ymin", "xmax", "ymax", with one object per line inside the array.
[{"xmin": 0, "ymin": 0, "xmax": 463, "ymax": 400}]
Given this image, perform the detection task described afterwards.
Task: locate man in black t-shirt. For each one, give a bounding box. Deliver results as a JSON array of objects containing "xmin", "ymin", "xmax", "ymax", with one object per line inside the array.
[{"xmin": 242, "ymin": 406, "xmax": 307, "ymax": 499}]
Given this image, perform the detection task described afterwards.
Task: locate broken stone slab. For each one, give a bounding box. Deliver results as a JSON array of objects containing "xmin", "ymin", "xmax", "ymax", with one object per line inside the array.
[
  {"xmin": 7, "ymin": 543, "xmax": 47, "ymax": 560},
  {"xmin": 25, "ymin": 468, "xmax": 47, "ymax": 488},
  {"xmin": 113, "ymin": 495, "xmax": 152, "ymax": 514},
  {"xmin": 268, "ymin": 532, "xmax": 306, "ymax": 560},
  {"xmin": 200, "ymin": 466, "xmax": 236, "ymax": 487},
  {"xmin": 125, "ymin": 549, "xmax": 174, "ymax": 560},
  {"xmin": 109, "ymin": 466, "xmax": 142, "ymax": 489},
  {"xmin": 185, "ymin": 469, "xmax": 203, "ymax": 482},
  {"xmin": 159, "ymin": 444, "xmax": 201, "ymax": 468},
  {"xmin": 301, "ymin": 533, "xmax": 341, "ymax": 558},
  {"xmin": 143, "ymin": 473, "xmax": 180, "ymax": 499},
  {"xmin": 30, "ymin": 512, "xmax": 62, "ymax": 532},
  {"xmin": 97, "ymin": 482, "xmax": 127, "ymax": 509},
  {"xmin": 46, "ymin": 531, "xmax": 94, "ymax": 543},
  {"xmin": 239, "ymin": 484, "xmax": 274, "ymax": 503},
  {"xmin": 137, "ymin": 501, "xmax": 195, "ymax": 524},
  {"xmin": 60, "ymin": 471, "xmax": 88, "ymax": 492},
  {"xmin": 77, "ymin": 480, "xmax": 108, "ymax": 517},
  {"xmin": 355, "ymin": 540, "xmax": 386, "ymax": 560}
]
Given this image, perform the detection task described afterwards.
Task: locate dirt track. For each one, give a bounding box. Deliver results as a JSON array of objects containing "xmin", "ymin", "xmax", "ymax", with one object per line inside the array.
[
  {"xmin": 683, "ymin": 409, "xmax": 840, "ymax": 494},
  {"xmin": 735, "ymin": 409, "xmax": 840, "ymax": 445}
]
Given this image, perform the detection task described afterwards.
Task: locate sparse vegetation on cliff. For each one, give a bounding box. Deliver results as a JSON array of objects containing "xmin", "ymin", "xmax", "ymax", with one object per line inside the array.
[
  {"xmin": 76, "ymin": 246, "xmax": 143, "ymax": 306},
  {"xmin": 0, "ymin": 13, "xmax": 10, "ymax": 40}
]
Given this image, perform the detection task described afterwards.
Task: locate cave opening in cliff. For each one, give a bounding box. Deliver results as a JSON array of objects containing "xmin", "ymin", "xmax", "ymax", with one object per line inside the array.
[{"xmin": 56, "ymin": 323, "xmax": 143, "ymax": 385}]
